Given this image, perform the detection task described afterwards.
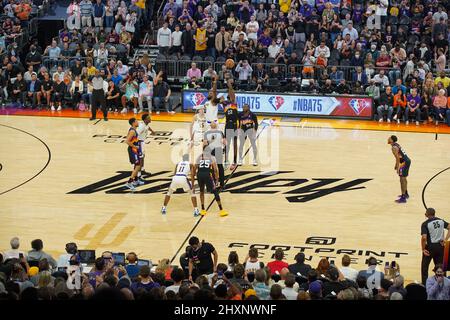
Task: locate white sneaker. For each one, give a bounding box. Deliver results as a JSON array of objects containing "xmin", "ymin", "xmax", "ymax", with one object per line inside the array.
[
  {"xmin": 156, "ymin": 111, "xmax": 160, "ymax": 115},
  {"xmin": 379, "ymin": 118, "xmax": 383, "ymax": 122},
  {"xmin": 393, "ymin": 114, "xmax": 397, "ymax": 120},
  {"xmin": 57, "ymin": 106, "xmax": 62, "ymax": 111},
  {"xmin": 193, "ymin": 208, "xmax": 200, "ymax": 217},
  {"xmin": 121, "ymin": 107, "xmax": 127, "ymax": 114},
  {"xmin": 237, "ymin": 158, "xmax": 243, "ymax": 166},
  {"xmin": 51, "ymin": 106, "xmax": 55, "ymax": 111},
  {"xmin": 253, "ymin": 160, "xmax": 258, "ymax": 166},
  {"xmin": 387, "ymin": 119, "xmax": 391, "ymax": 123},
  {"xmin": 161, "ymin": 207, "xmax": 167, "ymax": 215},
  {"xmin": 415, "ymin": 121, "xmax": 419, "ymax": 126},
  {"xmin": 125, "ymin": 182, "xmax": 136, "ymax": 191},
  {"xmin": 435, "ymin": 121, "xmax": 439, "ymax": 125},
  {"xmin": 406, "ymin": 120, "xmax": 409, "ymax": 125},
  {"xmin": 133, "ymin": 108, "xmax": 138, "ymax": 114},
  {"xmin": 169, "ymin": 111, "xmax": 176, "ymax": 114},
  {"xmin": 397, "ymin": 119, "xmax": 400, "ymax": 124}
]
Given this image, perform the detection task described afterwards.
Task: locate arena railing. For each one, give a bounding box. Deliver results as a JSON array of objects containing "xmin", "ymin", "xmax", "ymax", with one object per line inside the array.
[{"xmin": 42, "ymin": 56, "xmax": 89, "ymax": 72}]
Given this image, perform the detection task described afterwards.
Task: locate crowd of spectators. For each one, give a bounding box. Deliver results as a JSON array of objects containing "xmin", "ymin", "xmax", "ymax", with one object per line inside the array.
[
  {"xmin": 1, "ymin": 236, "xmax": 449, "ymax": 300},
  {"xmin": 0, "ymin": 0, "xmax": 43, "ymax": 54},
  {"xmin": 0, "ymin": 0, "xmax": 181, "ymax": 114},
  {"xmin": 155, "ymin": 0, "xmax": 450, "ymax": 125},
  {"xmin": 1, "ymin": 0, "xmax": 450, "ymax": 123}
]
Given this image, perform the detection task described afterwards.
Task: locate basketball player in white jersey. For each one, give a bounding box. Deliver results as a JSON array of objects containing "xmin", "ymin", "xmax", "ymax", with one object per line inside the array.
[
  {"xmin": 136, "ymin": 113, "xmax": 155, "ymax": 182},
  {"xmin": 190, "ymin": 105, "xmax": 207, "ymax": 146},
  {"xmin": 204, "ymin": 75, "xmax": 220, "ymax": 129},
  {"xmin": 161, "ymin": 154, "xmax": 200, "ymax": 217}
]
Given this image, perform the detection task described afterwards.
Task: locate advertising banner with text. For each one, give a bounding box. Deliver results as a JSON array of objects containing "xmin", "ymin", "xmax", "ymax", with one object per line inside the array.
[{"xmin": 182, "ymin": 90, "xmax": 373, "ymax": 119}]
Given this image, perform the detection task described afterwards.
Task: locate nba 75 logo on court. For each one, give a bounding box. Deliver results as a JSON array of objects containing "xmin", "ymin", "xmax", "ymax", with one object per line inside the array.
[{"xmin": 69, "ymin": 170, "xmax": 372, "ymax": 202}]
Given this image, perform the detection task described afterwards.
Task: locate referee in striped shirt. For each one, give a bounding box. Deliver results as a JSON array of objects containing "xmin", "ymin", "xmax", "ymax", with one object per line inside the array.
[
  {"xmin": 421, "ymin": 208, "xmax": 450, "ymax": 284},
  {"xmin": 90, "ymin": 70, "xmax": 107, "ymax": 121}
]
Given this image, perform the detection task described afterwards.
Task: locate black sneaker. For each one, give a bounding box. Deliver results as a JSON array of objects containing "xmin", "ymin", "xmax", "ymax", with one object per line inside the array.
[
  {"xmin": 104, "ymin": 118, "xmax": 108, "ymax": 121},
  {"xmin": 89, "ymin": 117, "xmax": 96, "ymax": 121}
]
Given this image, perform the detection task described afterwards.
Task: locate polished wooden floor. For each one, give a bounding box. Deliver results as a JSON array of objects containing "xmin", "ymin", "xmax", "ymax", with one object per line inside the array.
[{"xmin": 0, "ymin": 112, "xmax": 449, "ymax": 282}]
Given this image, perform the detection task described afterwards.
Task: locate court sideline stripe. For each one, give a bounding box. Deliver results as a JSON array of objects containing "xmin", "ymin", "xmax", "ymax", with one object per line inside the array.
[
  {"xmin": 170, "ymin": 124, "xmax": 268, "ymax": 263},
  {"xmin": 0, "ymin": 124, "xmax": 52, "ymax": 195},
  {"xmin": 421, "ymin": 166, "xmax": 450, "ymax": 209}
]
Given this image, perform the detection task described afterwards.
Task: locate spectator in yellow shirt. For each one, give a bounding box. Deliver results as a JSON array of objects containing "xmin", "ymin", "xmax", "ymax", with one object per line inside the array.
[
  {"xmin": 86, "ymin": 60, "xmax": 97, "ymax": 77},
  {"xmin": 434, "ymin": 71, "xmax": 450, "ymax": 88},
  {"xmin": 279, "ymin": 0, "xmax": 291, "ymax": 14}
]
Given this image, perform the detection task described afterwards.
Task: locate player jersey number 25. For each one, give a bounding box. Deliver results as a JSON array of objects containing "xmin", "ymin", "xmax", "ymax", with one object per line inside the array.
[{"xmin": 199, "ymin": 160, "xmax": 211, "ymax": 168}]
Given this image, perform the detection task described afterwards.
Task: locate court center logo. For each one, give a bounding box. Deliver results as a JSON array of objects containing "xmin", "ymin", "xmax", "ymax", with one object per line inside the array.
[{"xmin": 69, "ymin": 171, "xmax": 372, "ymax": 203}]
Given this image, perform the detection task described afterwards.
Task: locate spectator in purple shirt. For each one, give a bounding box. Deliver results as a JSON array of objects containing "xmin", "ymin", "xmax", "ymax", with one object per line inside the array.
[
  {"xmin": 352, "ymin": 3, "xmax": 363, "ymax": 24},
  {"xmin": 406, "ymin": 88, "xmax": 422, "ymax": 125},
  {"xmin": 299, "ymin": 2, "xmax": 312, "ymax": 18},
  {"xmin": 315, "ymin": 0, "xmax": 326, "ymax": 14},
  {"xmin": 258, "ymin": 28, "xmax": 272, "ymax": 47},
  {"xmin": 130, "ymin": 265, "xmax": 160, "ymax": 294},
  {"xmin": 163, "ymin": 0, "xmax": 179, "ymax": 18}
]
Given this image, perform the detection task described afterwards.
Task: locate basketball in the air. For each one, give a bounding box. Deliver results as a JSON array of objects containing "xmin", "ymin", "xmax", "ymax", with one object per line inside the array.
[{"xmin": 225, "ymin": 59, "xmax": 235, "ymax": 69}]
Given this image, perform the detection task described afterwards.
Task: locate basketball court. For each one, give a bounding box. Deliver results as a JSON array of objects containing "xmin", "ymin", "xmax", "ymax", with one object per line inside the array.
[{"xmin": 1, "ymin": 112, "xmax": 449, "ymax": 282}]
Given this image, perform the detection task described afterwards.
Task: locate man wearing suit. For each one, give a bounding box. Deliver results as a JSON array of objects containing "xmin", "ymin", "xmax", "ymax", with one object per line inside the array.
[{"xmin": 352, "ymin": 66, "xmax": 367, "ymax": 86}]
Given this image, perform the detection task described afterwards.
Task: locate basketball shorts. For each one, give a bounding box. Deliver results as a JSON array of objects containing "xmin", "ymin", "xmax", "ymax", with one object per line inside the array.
[
  {"xmin": 169, "ymin": 175, "xmax": 192, "ymax": 192},
  {"xmin": 128, "ymin": 146, "xmax": 142, "ymax": 165},
  {"xmin": 398, "ymin": 158, "xmax": 411, "ymax": 177},
  {"xmin": 192, "ymin": 131, "xmax": 204, "ymax": 146},
  {"xmin": 197, "ymin": 172, "xmax": 215, "ymax": 193},
  {"xmin": 139, "ymin": 141, "xmax": 146, "ymax": 156}
]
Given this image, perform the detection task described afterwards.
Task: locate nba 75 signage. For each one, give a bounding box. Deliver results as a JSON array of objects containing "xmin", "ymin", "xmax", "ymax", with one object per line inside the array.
[{"xmin": 69, "ymin": 170, "xmax": 372, "ymax": 202}]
